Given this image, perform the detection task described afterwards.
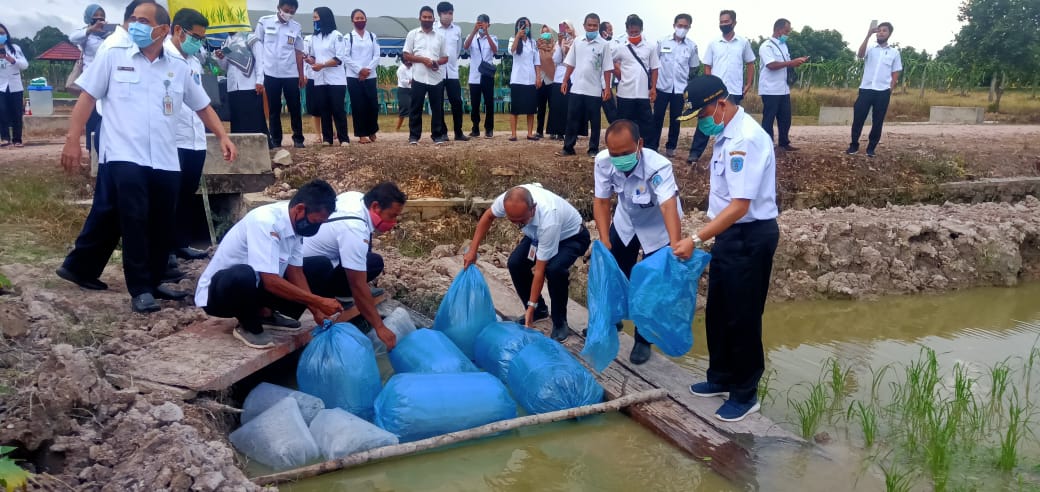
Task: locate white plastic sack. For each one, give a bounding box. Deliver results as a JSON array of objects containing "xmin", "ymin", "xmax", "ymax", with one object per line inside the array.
[
  {"xmin": 309, "ymin": 408, "xmax": 399, "ymax": 459},
  {"xmin": 368, "ymin": 307, "xmax": 419, "ymax": 355},
  {"xmin": 229, "ymin": 397, "xmax": 321, "ymax": 471},
  {"xmin": 241, "ymin": 382, "xmax": 325, "ymax": 425}
]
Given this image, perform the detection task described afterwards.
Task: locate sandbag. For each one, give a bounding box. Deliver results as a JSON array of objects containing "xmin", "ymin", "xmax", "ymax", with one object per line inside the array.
[
  {"xmin": 628, "ymin": 248, "xmax": 711, "ymax": 357},
  {"xmin": 229, "ymin": 397, "xmax": 321, "ymax": 471},
  {"xmin": 432, "ymin": 265, "xmax": 496, "ymax": 359},
  {"xmin": 374, "ymin": 372, "xmax": 517, "ymax": 442},
  {"xmin": 297, "ymin": 322, "xmax": 382, "ymax": 421},
  {"xmin": 474, "ymin": 321, "xmax": 541, "ymax": 381},
  {"xmin": 388, "ymin": 328, "xmax": 479, "ymax": 374},
  {"xmin": 581, "ymin": 240, "xmax": 628, "ymax": 372},
  {"xmin": 241, "ymin": 382, "xmax": 325, "ymax": 425},
  {"xmin": 367, "ymin": 307, "xmax": 419, "ymax": 355},
  {"xmin": 309, "ymin": 408, "xmax": 399, "ymax": 459},
  {"xmin": 507, "ymin": 337, "xmax": 604, "ymax": 414}
]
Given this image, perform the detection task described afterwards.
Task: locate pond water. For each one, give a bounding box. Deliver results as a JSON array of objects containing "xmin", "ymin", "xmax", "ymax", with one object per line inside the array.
[{"xmin": 271, "ymin": 282, "xmax": 1040, "ymax": 491}]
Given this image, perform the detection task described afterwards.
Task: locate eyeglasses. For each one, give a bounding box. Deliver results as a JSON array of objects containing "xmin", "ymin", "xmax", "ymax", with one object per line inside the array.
[{"xmin": 181, "ymin": 29, "xmax": 205, "ymax": 41}]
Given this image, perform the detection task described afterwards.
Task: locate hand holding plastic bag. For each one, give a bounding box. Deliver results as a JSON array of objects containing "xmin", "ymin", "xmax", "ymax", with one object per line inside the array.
[
  {"xmin": 581, "ymin": 241, "xmax": 629, "ymax": 372},
  {"xmin": 628, "ymin": 248, "xmax": 711, "ymax": 357}
]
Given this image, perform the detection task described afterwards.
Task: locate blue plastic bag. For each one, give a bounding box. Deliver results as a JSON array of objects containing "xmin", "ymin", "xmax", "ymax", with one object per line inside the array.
[
  {"xmin": 297, "ymin": 322, "xmax": 382, "ymax": 421},
  {"xmin": 581, "ymin": 241, "xmax": 629, "ymax": 372},
  {"xmin": 474, "ymin": 321, "xmax": 541, "ymax": 381},
  {"xmin": 628, "ymin": 248, "xmax": 711, "ymax": 357},
  {"xmin": 507, "ymin": 337, "xmax": 604, "ymax": 414},
  {"xmin": 389, "ymin": 328, "xmax": 479, "ymax": 374},
  {"xmin": 374, "ymin": 372, "xmax": 518, "ymax": 442},
  {"xmin": 432, "ymin": 265, "xmax": 497, "ymax": 359}
]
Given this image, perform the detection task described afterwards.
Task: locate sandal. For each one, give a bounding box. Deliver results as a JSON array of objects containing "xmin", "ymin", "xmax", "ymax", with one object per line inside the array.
[
  {"xmin": 359, "ymin": 137, "xmax": 372, "ymax": 144},
  {"xmin": 508, "ymin": 136, "xmax": 518, "ymax": 142},
  {"xmin": 0, "ymin": 141, "xmax": 10, "ymax": 148},
  {"xmin": 526, "ymin": 135, "xmax": 539, "ymax": 141},
  {"xmin": 13, "ymin": 143, "xmax": 23, "ymax": 148}
]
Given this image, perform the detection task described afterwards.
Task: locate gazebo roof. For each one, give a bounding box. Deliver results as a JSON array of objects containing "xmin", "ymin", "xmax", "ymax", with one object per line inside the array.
[{"xmin": 37, "ymin": 41, "xmax": 82, "ymax": 62}]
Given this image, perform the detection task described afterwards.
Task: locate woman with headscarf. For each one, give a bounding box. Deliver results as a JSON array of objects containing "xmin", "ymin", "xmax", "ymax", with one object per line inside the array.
[
  {"xmin": 546, "ymin": 20, "xmax": 574, "ymax": 140},
  {"xmin": 344, "ymin": 9, "xmax": 381, "ymax": 144},
  {"xmin": 507, "ymin": 17, "xmax": 541, "ymax": 141},
  {"xmin": 0, "ymin": 23, "xmax": 28, "ymax": 148},
  {"xmin": 534, "ymin": 25, "xmax": 555, "ymax": 140},
  {"xmin": 306, "ymin": 7, "xmax": 349, "ymax": 146},
  {"xmin": 69, "ymin": 4, "xmax": 109, "ymax": 155}
]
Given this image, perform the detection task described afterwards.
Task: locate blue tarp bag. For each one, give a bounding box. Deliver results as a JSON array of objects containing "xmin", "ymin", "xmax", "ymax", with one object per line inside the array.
[
  {"xmin": 297, "ymin": 322, "xmax": 382, "ymax": 421},
  {"xmin": 628, "ymin": 248, "xmax": 711, "ymax": 357},
  {"xmin": 389, "ymin": 328, "xmax": 479, "ymax": 374},
  {"xmin": 474, "ymin": 321, "xmax": 541, "ymax": 381},
  {"xmin": 507, "ymin": 337, "xmax": 604, "ymax": 414},
  {"xmin": 374, "ymin": 372, "xmax": 518, "ymax": 442},
  {"xmin": 581, "ymin": 241, "xmax": 629, "ymax": 372},
  {"xmin": 432, "ymin": 265, "xmax": 497, "ymax": 359}
]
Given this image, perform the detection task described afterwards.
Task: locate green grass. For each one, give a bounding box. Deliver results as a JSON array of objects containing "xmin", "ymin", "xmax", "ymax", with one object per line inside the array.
[
  {"xmin": 0, "ymin": 171, "xmax": 87, "ymax": 262},
  {"xmin": 790, "ymin": 382, "xmax": 829, "ymax": 439},
  {"xmin": 997, "ymin": 391, "xmax": 1028, "ymax": 471}
]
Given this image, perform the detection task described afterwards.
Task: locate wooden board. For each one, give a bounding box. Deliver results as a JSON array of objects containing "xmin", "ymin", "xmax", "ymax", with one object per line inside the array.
[{"xmin": 126, "ymin": 295, "xmax": 383, "ymax": 392}]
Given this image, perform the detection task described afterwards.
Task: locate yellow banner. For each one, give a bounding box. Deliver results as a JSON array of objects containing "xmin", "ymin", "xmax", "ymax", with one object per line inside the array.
[{"xmin": 170, "ymin": 0, "xmax": 251, "ymax": 34}]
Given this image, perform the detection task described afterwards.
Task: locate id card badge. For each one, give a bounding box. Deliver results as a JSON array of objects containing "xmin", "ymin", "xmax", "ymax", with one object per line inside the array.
[
  {"xmin": 527, "ymin": 240, "xmax": 538, "ymax": 261},
  {"xmin": 162, "ymin": 80, "xmax": 174, "ymax": 116}
]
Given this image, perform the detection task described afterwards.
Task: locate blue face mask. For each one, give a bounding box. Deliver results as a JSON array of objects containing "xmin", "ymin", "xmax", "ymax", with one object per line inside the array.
[
  {"xmin": 585, "ymin": 31, "xmax": 598, "ymax": 41},
  {"xmin": 610, "ymin": 151, "xmax": 639, "ymax": 173},
  {"xmin": 778, "ymin": 34, "xmax": 789, "ymax": 44},
  {"xmin": 128, "ymin": 22, "xmax": 156, "ymax": 48},
  {"xmin": 313, "ymin": 21, "xmax": 321, "ymax": 33},
  {"xmin": 0, "ymin": 35, "xmax": 7, "ymax": 45},
  {"xmin": 697, "ymin": 104, "xmax": 726, "ymax": 137},
  {"xmin": 181, "ymin": 33, "xmax": 203, "ymax": 55}
]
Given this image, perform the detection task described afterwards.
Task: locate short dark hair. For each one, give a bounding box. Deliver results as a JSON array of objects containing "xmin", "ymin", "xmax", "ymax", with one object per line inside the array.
[
  {"xmin": 420, "ymin": 5, "xmax": 435, "ymax": 17},
  {"xmin": 364, "ymin": 182, "xmax": 407, "ymax": 210},
  {"xmin": 123, "ymin": 0, "xmax": 155, "ymax": 22},
  {"xmin": 436, "ymin": 1, "xmax": 453, "ymax": 14},
  {"xmin": 878, "ymin": 21, "xmax": 894, "ymax": 33},
  {"xmin": 291, "ymin": 179, "xmax": 337, "ymax": 214},
  {"xmin": 584, "ymin": 13, "xmax": 600, "ymax": 24},
  {"xmin": 173, "ymin": 8, "xmax": 208, "ymax": 30},
  {"xmin": 350, "ymin": 9, "xmax": 366, "ymax": 20},
  {"xmin": 477, "ymin": 14, "xmax": 489, "ymax": 24},
  {"xmin": 625, "ymin": 15, "xmax": 642, "ymax": 29},
  {"xmin": 605, "ymin": 119, "xmax": 641, "ymax": 145},
  {"xmin": 674, "ymin": 14, "xmax": 692, "ymax": 25},
  {"xmin": 773, "ymin": 18, "xmax": 790, "ymax": 32},
  {"xmin": 277, "ymin": 0, "xmax": 298, "ymax": 9},
  {"xmin": 720, "ymin": 10, "xmax": 736, "ymax": 22},
  {"xmin": 599, "ymin": 21, "xmax": 611, "ymax": 34},
  {"xmin": 152, "ymin": 3, "xmax": 171, "ymax": 28}
]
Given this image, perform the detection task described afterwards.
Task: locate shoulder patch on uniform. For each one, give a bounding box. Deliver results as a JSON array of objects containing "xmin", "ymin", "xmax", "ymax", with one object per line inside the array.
[
  {"xmin": 651, "ymin": 174, "xmax": 664, "ymax": 187},
  {"xmin": 729, "ymin": 150, "xmax": 747, "ymax": 157},
  {"xmin": 730, "ymin": 156, "xmax": 744, "ymax": 173}
]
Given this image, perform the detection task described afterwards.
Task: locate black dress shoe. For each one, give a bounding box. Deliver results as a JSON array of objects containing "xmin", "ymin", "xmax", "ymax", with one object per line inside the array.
[
  {"xmin": 469, "ymin": 130, "xmax": 480, "ymax": 137},
  {"xmin": 550, "ymin": 323, "xmax": 570, "ymax": 342},
  {"xmin": 131, "ymin": 293, "xmax": 161, "ymax": 313},
  {"xmin": 454, "ymin": 134, "xmax": 470, "ymax": 142},
  {"xmin": 154, "ymin": 284, "xmax": 189, "ymax": 300},
  {"xmin": 779, "ymin": 144, "xmax": 799, "ymax": 152},
  {"xmin": 167, "ymin": 253, "xmax": 178, "ymax": 269},
  {"xmin": 630, "ymin": 340, "xmax": 652, "ymax": 365},
  {"xmin": 174, "ymin": 247, "xmax": 209, "ymax": 260},
  {"xmin": 56, "ymin": 266, "xmax": 108, "ymax": 290},
  {"xmin": 293, "ymin": 142, "xmax": 306, "ymax": 148},
  {"xmin": 162, "ymin": 268, "xmax": 187, "ymax": 283}
]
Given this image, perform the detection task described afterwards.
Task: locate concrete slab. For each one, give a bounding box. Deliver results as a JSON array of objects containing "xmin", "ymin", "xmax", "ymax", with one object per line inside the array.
[
  {"xmin": 23, "ymin": 114, "xmax": 70, "ymax": 136},
  {"xmin": 203, "ymin": 133, "xmax": 272, "ymax": 175},
  {"xmin": 818, "ymin": 106, "xmax": 870, "ymax": 126},
  {"xmin": 929, "ymin": 106, "xmax": 984, "ymax": 124}
]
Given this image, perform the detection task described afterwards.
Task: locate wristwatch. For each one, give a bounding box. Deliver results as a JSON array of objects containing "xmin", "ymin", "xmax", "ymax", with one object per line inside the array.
[
  {"xmin": 527, "ymin": 301, "xmax": 539, "ymax": 308},
  {"xmin": 692, "ymin": 234, "xmax": 704, "ymax": 249}
]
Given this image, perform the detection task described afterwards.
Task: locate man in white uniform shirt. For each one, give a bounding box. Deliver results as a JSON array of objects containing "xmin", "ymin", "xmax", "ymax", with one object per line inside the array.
[
  {"xmin": 676, "ymin": 76, "xmax": 779, "ymax": 423},
  {"xmin": 463, "ymin": 13, "xmax": 498, "ymax": 138},
  {"xmin": 759, "ymin": 18, "xmax": 808, "ymax": 152},
  {"xmin": 593, "ymin": 120, "xmax": 690, "ymax": 365},
  {"xmin": 688, "ymin": 10, "xmax": 755, "ymax": 165},
  {"xmin": 557, "ymin": 13, "xmax": 613, "ymax": 158},
  {"xmin": 651, "ymin": 13, "xmax": 699, "ymax": 157},
  {"xmin": 465, "ymin": 184, "xmax": 590, "ymax": 342},
  {"xmin": 611, "ymin": 15, "xmax": 659, "ymax": 156},
  {"xmin": 846, "ymin": 21, "xmax": 902, "ymax": 157},
  {"xmin": 403, "ymin": 5, "xmax": 449, "ymax": 145},
  {"xmin": 58, "ymin": 2, "xmax": 237, "ymax": 314},
  {"xmin": 255, "ymin": 0, "xmax": 306, "ymax": 148},
  {"xmin": 435, "ymin": 2, "xmax": 469, "ymax": 141},
  {"xmin": 301, "ymin": 183, "xmax": 407, "ymax": 351}
]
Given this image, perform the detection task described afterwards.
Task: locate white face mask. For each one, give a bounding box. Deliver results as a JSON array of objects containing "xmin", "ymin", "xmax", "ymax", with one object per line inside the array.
[
  {"xmin": 675, "ymin": 27, "xmax": 688, "ymax": 38},
  {"xmin": 277, "ymin": 10, "xmax": 291, "ymax": 23}
]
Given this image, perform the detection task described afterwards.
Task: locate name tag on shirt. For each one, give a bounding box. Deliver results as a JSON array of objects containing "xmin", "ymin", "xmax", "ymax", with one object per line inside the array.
[
  {"xmin": 117, "ymin": 66, "xmax": 135, "ymax": 72},
  {"xmin": 660, "ymin": 46, "xmax": 672, "ymax": 54}
]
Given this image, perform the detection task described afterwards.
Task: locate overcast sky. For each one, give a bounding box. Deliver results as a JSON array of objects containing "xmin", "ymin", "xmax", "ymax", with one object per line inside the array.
[{"xmin": 7, "ymin": 0, "xmax": 963, "ymax": 54}]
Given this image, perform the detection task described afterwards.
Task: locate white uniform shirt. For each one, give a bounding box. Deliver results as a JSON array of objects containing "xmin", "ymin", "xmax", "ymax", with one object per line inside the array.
[
  {"xmin": 509, "ymin": 38, "xmax": 540, "ymax": 86},
  {"xmin": 0, "ymin": 44, "xmax": 28, "ymax": 92},
  {"xmin": 165, "ymin": 39, "xmax": 207, "ymax": 151},
  {"xmin": 93, "ymin": 25, "xmax": 132, "ymax": 118},
  {"xmin": 563, "ymin": 35, "xmax": 611, "ymax": 97},
  {"xmin": 656, "ymin": 35, "xmax": 699, "ymax": 94},
  {"xmin": 397, "ymin": 63, "xmax": 413, "ymax": 88},
  {"xmin": 301, "ymin": 192, "xmax": 373, "ymax": 270},
  {"xmin": 860, "ymin": 44, "xmax": 903, "ymax": 91},
  {"xmin": 708, "ymin": 108, "xmax": 778, "ymax": 223},
  {"xmin": 344, "ymin": 30, "xmax": 380, "ymax": 79},
  {"xmin": 69, "ymin": 27, "xmax": 106, "ymax": 70},
  {"xmin": 594, "ymin": 148, "xmax": 683, "ymax": 253},
  {"xmin": 76, "ymin": 43, "xmax": 210, "ymax": 171},
  {"xmin": 254, "ymin": 15, "xmax": 304, "ymax": 79},
  {"xmin": 435, "ymin": 22, "xmax": 462, "ymax": 80},
  {"xmin": 308, "ymin": 31, "xmax": 347, "ymax": 86},
  {"xmin": 217, "ymin": 33, "xmax": 264, "ymax": 92},
  {"xmin": 758, "ymin": 38, "xmax": 791, "ymax": 96},
  {"xmin": 552, "ymin": 44, "xmax": 567, "ymax": 84},
  {"xmin": 301, "ymin": 35, "xmax": 315, "ymax": 80},
  {"xmin": 702, "ymin": 35, "xmax": 755, "ymax": 96},
  {"xmin": 612, "ymin": 37, "xmax": 660, "ymax": 99},
  {"xmin": 403, "ymin": 28, "xmax": 446, "ymax": 86},
  {"xmin": 490, "ymin": 184, "xmax": 584, "ymax": 261},
  {"xmin": 467, "ymin": 34, "xmax": 498, "ymax": 85},
  {"xmin": 195, "ymin": 201, "xmax": 304, "ymax": 307}
]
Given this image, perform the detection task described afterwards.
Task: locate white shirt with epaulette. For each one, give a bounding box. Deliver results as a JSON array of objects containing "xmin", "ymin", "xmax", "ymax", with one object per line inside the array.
[
  {"xmin": 344, "ymin": 29, "xmax": 380, "ymax": 79},
  {"xmin": 708, "ymin": 108, "xmax": 778, "ymax": 223},
  {"xmin": 613, "ymin": 37, "xmax": 660, "ymax": 99},
  {"xmin": 594, "ymin": 148, "xmax": 684, "ymax": 253},
  {"xmin": 301, "ymin": 192, "xmax": 374, "ymax": 271},
  {"xmin": 308, "ymin": 30, "xmax": 347, "ymax": 86},
  {"xmin": 657, "ymin": 35, "xmax": 699, "ymax": 94},
  {"xmin": 165, "ymin": 39, "xmax": 207, "ymax": 151},
  {"xmin": 703, "ymin": 34, "xmax": 755, "ymax": 96},
  {"xmin": 860, "ymin": 44, "xmax": 903, "ymax": 91},
  {"xmin": 490, "ymin": 184, "xmax": 584, "ymax": 261},
  {"xmin": 403, "ymin": 27, "xmax": 446, "ymax": 86},
  {"xmin": 564, "ymin": 36, "xmax": 611, "ymax": 97},
  {"xmin": 254, "ymin": 15, "xmax": 304, "ymax": 79}
]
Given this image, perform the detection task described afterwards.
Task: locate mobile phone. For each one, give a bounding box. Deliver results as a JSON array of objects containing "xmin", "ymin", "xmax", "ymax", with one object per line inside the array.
[
  {"xmin": 869, "ymin": 20, "xmax": 878, "ymax": 31},
  {"xmin": 102, "ymin": 24, "xmax": 116, "ymax": 34},
  {"xmin": 558, "ymin": 22, "xmax": 567, "ymax": 33}
]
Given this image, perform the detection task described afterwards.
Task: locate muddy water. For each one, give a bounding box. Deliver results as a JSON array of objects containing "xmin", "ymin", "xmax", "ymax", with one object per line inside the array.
[{"xmin": 277, "ymin": 282, "xmax": 1040, "ymax": 491}]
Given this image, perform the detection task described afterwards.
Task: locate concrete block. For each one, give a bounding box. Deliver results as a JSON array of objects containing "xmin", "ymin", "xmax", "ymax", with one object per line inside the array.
[
  {"xmin": 929, "ymin": 106, "xmax": 984, "ymax": 124},
  {"xmin": 22, "ymin": 114, "xmax": 70, "ymax": 136},
  {"xmin": 818, "ymin": 106, "xmax": 870, "ymax": 126},
  {"xmin": 203, "ymin": 133, "xmax": 272, "ymax": 175}
]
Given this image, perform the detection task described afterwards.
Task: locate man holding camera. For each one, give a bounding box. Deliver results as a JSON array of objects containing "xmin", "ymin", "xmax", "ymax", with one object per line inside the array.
[{"xmin": 759, "ymin": 18, "xmax": 808, "ymax": 152}]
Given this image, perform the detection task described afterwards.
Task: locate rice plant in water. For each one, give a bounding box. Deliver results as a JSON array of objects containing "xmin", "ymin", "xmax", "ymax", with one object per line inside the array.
[
  {"xmin": 846, "ymin": 400, "xmax": 879, "ymax": 447},
  {"xmin": 790, "ymin": 382, "xmax": 829, "ymax": 439},
  {"xmin": 996, "ymin": 390, "xmax": 1028, "ymax": 471},
  {"xmin": 880, "ymin": 462, "xmax": 915, "ymax": 492},
  {"xmin": 828, "ymin": 357, "xmax": 854, "ymax": 402}
]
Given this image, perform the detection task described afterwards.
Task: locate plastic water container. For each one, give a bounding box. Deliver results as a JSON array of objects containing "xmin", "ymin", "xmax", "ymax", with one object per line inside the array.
[{"xmin": 28, "ymin": 86, "xmax": 54, "ymax": 116}]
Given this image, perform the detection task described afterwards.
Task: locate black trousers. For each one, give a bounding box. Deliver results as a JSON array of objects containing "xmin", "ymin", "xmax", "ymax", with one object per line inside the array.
[
  {"xmin": 535, "ymin": 83, "xmax": 552, "ymax": 135},
  {"xmin": 546, "ymin": 83, "xmax": 568, "ymax": 136},
  {"xmin": 313, "ymin": 84, "xmax": 349, "ymax": 144},
  {"xmin": 689, "ymin": 94, "xmax": 743, "ymax": 160},
  {"xmin": 85, "ymin": 108, "xmax": 102, "ymax": 155},
  {"xmin": 443, "ymin": 78, "xmax": 466, "ymax": 137},
  {"xmin": 62, "ymin": 162, "xmax": 179, "ymax": 297},
  {"xmin": 761, "ymin": 94, "xmax": 792, "ymax": 146},
  {"xmin": 469, "ymin": 78, "xmax": 495, "ymax": 134},
  {"xmin": 174, "ymin": 148, "xmax": 206, "ymax": 249},
  {"xmin": 705, "ymin": 219, "xmax": 779, "ymax": 403},
  {"xmin": 203, "ymin": 264, "xmax": 306, "ymax": 334},
  {"xmin": 397, "ymin": 87, "xmax": 412, "ymax": 118},
  {"xmin": 410, "ymin": 81, "xmax": 446, "ymax": 141},
  {"xmin": 347, "ymin": 77, "xmax": 380, "ymax": 138},
  {"xmin": 228, "ymin": 89, "xmax": 269, "ymax": 136},
  {"xmin": 616, "ymin": 97, "xmax": 654, "ymax": 147},
  {"xmin": 0, "ymin": 89, "xmax": 23, "ymax": 144},
  {"xmin": 850, "ymin": 88, "xmax": 891, "ymax": 149},
  {"xmin": 263, "ymin": 75, "xmax": 304, "ymax": 147},
  {"xmin": 651, "ymin": 91, "xmax": 684, "ymax": 152},
  {"xmin": 563, "ymin": 94, "xmax": 602, "ymax": 154},
  {"xmin": 301, "ymin": 254, "xmax": 384, "ymax": 299},
  {"xmin": 607, "ymin": 225, "xmax": 655, "ymax": 346},
  {"xmin": 602, "ymin": 92, "xmax": 618, "ymax": 124},
  {"xmin": 506, "ymin": 227, "xmax": 591, "ymax": 327}
]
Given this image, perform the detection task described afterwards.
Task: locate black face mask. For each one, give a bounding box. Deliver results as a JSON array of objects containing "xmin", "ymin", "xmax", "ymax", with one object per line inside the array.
[
  {"xmin": 720, "ymin": 24, "xmax": 734, "ymax": 35},
  {"xmin": 421, "ymin": 20, "xmax": 434, "ymax": 30},
  {"xmin": 293, "ymin": 212, "xmax": 322, "ymax": 237}
]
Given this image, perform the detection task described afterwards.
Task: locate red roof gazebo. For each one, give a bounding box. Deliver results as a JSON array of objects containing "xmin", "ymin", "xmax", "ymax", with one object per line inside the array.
[{"xmin": 36, "ymin": 41, "xmax": 83, "ymax": 62}]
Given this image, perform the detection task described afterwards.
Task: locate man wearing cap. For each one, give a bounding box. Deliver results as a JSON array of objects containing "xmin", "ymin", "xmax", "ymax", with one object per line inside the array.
[{"xmin": 676, "ymin": 75, "xmax": 778, "ymax": 423}]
